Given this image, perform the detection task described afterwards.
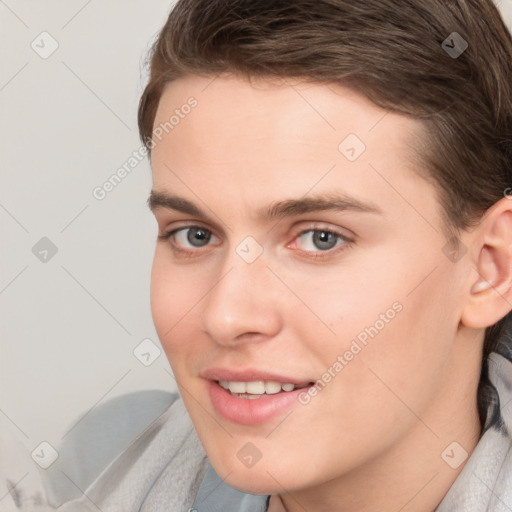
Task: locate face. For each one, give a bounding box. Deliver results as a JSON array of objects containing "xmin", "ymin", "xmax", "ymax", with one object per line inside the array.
[{"xmin": 149, "ymin": 75, "xmax": 471, "ymax": 495}]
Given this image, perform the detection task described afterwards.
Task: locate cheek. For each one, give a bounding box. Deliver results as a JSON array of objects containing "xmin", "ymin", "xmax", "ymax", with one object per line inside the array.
[
  {"xmin": 150, "ymin": 249, "xmax": 205, "ymax": 354},
  {"xmin": 281, "ymin": 252, "xmax": 404, "ymax": 363}
]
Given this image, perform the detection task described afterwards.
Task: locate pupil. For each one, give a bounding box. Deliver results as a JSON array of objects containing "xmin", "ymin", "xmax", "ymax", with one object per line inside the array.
[
  {"xmin": 313, "ymin": 231, "xmax": 336, "ymax": 250},
  {"xmin": 187, "ymin": 228, "xmax": 211, "ymax": 247}
]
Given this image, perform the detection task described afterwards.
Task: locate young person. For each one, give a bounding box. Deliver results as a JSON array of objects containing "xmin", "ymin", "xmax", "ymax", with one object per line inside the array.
[{"xmin": 24, "ymin": 0, "xmax": 512, "ymax": 510}]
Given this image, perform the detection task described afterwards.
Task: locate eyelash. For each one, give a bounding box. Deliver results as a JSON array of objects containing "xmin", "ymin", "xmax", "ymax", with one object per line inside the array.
[{"xmin": 158, "ymin": 224, "xmax": 354, "ymax": 260}]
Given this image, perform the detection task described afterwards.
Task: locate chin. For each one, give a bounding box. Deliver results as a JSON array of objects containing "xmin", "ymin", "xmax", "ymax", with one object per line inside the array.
[
  {"xmin": 208, "ymin": 454, "xmax": 306, "ymax": 495},
  {"xmin": 223, "ymin": 471, "xmax": 286, "ymax": 495}
]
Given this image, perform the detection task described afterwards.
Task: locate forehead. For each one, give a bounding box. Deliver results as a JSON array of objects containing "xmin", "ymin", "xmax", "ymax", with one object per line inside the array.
[
  {"xmin": 153, "ymin": 74, "xmax": 420, "ymax": 151},
  {"xmin": 150, "ymin": 74, "xmax": 435, "ymax": 226}
]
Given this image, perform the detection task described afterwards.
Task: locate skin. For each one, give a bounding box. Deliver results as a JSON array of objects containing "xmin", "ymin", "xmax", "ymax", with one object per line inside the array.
[{"xmin": 148, "ymin": 74, "xmax": 512, "ymax": 511}]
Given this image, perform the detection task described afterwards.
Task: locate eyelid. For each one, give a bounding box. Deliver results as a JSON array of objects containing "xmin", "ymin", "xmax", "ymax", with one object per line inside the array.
[
  {"xmin": 288, "ymin": 221, "xmax": 355, "ymax": 242},
  {"xmin": 154, "ymin": 210, "xmax": 225, "ymax": 239},
  {"xmin": 158, "ymin": 221, "xmax": 218, "ymax": 238}
]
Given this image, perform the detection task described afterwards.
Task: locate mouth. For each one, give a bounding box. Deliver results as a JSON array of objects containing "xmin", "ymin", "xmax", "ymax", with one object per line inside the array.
[
  {"xmin": 202, "ymin": 370, "xmax": 315, "ymax": 424},
  {"xmin": 217, "ymin": 380, "xmax": 312, "ymax": 399}
]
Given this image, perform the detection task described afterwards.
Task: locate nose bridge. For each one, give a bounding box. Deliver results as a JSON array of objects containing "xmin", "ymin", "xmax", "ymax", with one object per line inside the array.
[
  {"xmin": 215, "ymin": 235, "xmax": 270, "ymax": 298},
  {"xmin": 201, "ymin": 242, "xmax": 281, "ymax": 344}
]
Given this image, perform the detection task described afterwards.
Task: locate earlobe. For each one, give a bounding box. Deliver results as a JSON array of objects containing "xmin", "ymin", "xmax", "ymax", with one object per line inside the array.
[{"xmin": 460, "ymin": 199, "xmax": 512, "ymax": 329}]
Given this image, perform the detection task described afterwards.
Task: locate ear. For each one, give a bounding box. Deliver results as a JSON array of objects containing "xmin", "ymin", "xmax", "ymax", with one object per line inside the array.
[{"xmin": 460, "ymin": 197, "xmax": 512, "ymax": 329}]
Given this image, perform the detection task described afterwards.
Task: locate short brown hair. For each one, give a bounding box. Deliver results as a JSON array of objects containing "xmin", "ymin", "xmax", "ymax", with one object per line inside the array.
[{"xmin": 138, "ymin": 0, "xmax": 512, "ymax": 362}]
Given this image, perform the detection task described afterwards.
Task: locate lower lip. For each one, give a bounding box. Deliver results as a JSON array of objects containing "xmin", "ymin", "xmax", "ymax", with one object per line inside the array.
[{"xmin": 208, "ymin": 380, "xmax": 309, "ymax": 425}]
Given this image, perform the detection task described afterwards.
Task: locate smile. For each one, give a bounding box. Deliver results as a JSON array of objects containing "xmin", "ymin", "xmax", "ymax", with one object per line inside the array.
[{"xmin": 218, "ymin": 380, "xmax": 310, "ymax": 398}]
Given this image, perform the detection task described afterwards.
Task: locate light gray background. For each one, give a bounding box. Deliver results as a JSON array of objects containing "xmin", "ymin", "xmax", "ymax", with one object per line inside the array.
[
  {"xmin": 1, "ymin": 0, "xmax": 512, "ymax": 507},
  {"xmin": 1, "ymin": 0, "xmax": 178, "ymax": 504}
]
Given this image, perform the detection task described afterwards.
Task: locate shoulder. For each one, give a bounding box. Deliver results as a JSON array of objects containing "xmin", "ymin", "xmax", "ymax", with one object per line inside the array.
[{"xmin": 40, "ymin": 390, "xmax": 208, "ymax": 511}]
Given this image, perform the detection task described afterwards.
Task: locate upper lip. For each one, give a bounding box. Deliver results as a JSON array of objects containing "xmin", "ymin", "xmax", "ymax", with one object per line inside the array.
[{"xmin": 202, "ymin": 367, "xmax": 313, "ymax": 386}]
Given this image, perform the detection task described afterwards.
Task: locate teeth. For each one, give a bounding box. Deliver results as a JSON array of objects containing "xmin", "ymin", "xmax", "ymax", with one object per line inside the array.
[
  {"xmin": 227, "ymin": 381, "xmax": 246, "ymax": 393},
  {"xmin": 246, "ymin": 381, "xmax": 266, "ymax": 394},
  {"xmin": 218, "ymin": 380, "xmax": 301, "ymax": 395},
  {"xmin": 265, "ymin": 381, "xmax": 282, "ymax": 394}
]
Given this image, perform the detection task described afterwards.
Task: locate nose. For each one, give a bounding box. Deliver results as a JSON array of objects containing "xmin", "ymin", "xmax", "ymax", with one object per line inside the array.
[{"xmin": 200, "ymin": 251, "xmax": 283, "ymax": 347}]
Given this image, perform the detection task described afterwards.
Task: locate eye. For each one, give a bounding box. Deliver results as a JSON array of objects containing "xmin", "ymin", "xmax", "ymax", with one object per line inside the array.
[
  {"xmin": 292, "ymin": 229, "xmax": 351, "ymax": 253},
  {"xmin": 159, "ymin": 226, "xmax": 218, "ymax": 250},
  {"xmin": 176, "ymin": 227, "xmax": 212, "ymax": 247}
]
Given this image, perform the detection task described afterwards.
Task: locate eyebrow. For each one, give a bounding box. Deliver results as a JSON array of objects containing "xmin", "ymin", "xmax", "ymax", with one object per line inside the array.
[{"xmin": 147, "ymin": 190, "xmax": 383, "ymax": 220}]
